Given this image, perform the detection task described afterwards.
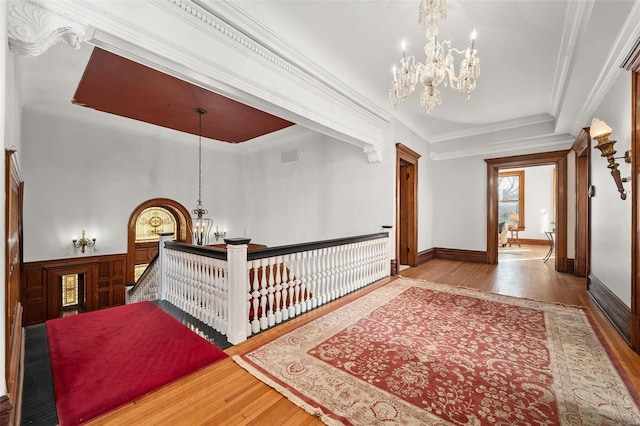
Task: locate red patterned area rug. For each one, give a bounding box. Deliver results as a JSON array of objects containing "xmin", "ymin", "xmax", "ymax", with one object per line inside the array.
[
  {"xmin": 234, "ymin": 278, "xmax": 640, "ymax": 425},
  {"xmin": 47, "ymin": 301, "xmax": 228, "ymax": 425}
]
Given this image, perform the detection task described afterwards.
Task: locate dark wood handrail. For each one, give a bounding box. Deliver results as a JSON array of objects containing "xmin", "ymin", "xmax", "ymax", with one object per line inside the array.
[
  {"xmin": 164, "ymin": 241, "xmax": 228, "ymax": 260},
  {"xmin": 127, "ymin": 253, "xmax": 159, "ymax": 295},
  {"xmin": 161, "ymin": 232, "xmax": 389, "ymax": 262},
  {"xmin": 246, "ymin": 232, "xmax": 389, "ymax": 261}
]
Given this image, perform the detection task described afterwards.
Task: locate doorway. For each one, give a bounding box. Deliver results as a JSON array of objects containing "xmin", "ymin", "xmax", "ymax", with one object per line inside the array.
[
  {"xmin": 127, "ymin": 198, "xmax": 192, "ymax": 283},
  {"xmin": 486, "ymin": 150, "xmax": 569, "ymax": 271},
  {"xmin": 396, "ymin": 143, "xmax": 420, "ymax": 268},
  {"xmin": 47, "ymin": 264, "xmax": 98, "ymax": 319}
]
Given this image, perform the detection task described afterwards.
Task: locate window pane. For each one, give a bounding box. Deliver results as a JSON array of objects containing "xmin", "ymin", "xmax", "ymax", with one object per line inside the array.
[
  {"xmin": 62, "ymin": 274, "xmax": 79, "ymax": 307},
  {"xmin": 499, "ymin": 201, "xmax": 519, "ymax": 225},
  {"xmin": 135, "ymin": 207, "xmax": 177, "ymax": 242},
  {"xmin": 498, "ymin": 175, "xmax": 520, "ymax": 201}
]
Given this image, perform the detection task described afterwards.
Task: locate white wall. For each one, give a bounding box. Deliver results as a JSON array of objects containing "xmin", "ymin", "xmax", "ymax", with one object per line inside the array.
[
  {"xmin": 590, "ymin": 70, "xmax": 632, "ymax": 306},
  {"xmin": 240, "ymin": 127, "xmax": 394, "ymax": 246},
  {"xmin": 433, "ymin": 156, "xmax": 486, "ymax": 251},
  {"xmin": 21, "ymin": 106, "xmax": 242, "ymax": 262},
  {"xmin": 22, "ymin": 107, "xmax": 432, "ymax": 261}
]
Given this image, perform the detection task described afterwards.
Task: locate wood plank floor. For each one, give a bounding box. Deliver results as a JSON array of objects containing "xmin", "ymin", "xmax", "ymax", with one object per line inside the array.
[{"xmin": 89, "ymin": 247, "xmax": 640, "ymax": 425}]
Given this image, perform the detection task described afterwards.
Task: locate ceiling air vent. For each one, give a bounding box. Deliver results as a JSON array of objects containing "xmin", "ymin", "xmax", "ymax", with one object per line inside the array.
[{"xmin": 281, "ymin": 150, "xmax": 299, "ymax": 164}]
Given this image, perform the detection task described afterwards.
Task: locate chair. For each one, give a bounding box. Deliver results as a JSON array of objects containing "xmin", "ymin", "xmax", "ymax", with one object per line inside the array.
[{"xmin": 498, "ymin": 222, "xmax": 509, "ymax": 247}]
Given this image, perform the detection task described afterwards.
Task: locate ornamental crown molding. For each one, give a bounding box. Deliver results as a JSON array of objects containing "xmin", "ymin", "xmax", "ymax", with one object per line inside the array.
[
  {"xmin": 162, "ymin": 0, "xmax": 391, "ymax": 130},
  {"xmin": 8, "ymin": 0, "xmax": 87, "ymax": 57}
]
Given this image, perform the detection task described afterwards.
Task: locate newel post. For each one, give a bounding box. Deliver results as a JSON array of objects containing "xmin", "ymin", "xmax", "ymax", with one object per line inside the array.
[
  {"xmin": 158, "ymin": 232, "xmax": 174, "ymax": 301},
  {"xmin": 226, "ymin": 238, "xmax": 250, "ymax": 345}
]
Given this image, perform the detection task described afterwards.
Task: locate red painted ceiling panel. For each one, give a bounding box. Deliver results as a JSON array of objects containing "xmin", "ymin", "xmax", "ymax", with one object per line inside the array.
[{"xmin": 72, "ymin": 48, "xmax": 294, "ymax": 143}]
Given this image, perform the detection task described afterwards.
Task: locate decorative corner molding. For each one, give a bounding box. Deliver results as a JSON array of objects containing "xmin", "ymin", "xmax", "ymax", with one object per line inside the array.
[
  {"xmin": 428, "ymin": 113, "xmax": 555, "ymax": 144},
  {"xmin": 574, "ymin": 0, "xmax": 640, "ymax": 130},
  {"xmin": 364, "ymin": 147, "xmax": 382, "ymax": 163},
  {"xmin": 548, "ymin": 0, "xmax": 593, "ymax": 118},
  {"xmin": 8, "ymin": 0, "xmax": 87, "ymax": 57}
]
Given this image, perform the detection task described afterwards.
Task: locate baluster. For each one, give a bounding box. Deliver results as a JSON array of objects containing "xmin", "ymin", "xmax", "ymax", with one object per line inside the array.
[
  {"xmin": 289, "ymin": 253, "xmax": 299, "ymax": 318},
  {"xmin": 246, "ymin": 264, "xmax": 252, "ymax": 337},
  {"xmin": 307, "ymin": 250, "xmax": 317, "ymax": 309},
  {"xmin": 315, "ymin": 249, "xmax": 324, "ymax": 307},
  {"xmin": 281, "ymin": 254, "xmax": 290, "ymax": 321},
  {"xmin": 251, "ymin": 260, "xmax": 261, "ymax": 334},
  {"xmin": 267, "ymin": 257, "xmax": 276, "ymax": 327},
  {"xmin": 298, "ymin": 252, "xmax": 306, "ymax": 314},
  {"xmin": 259, "ymin": 258, "xmax": 269, "ymax": 330},
  {"xmin": 274, "ymin": 256, "xmax": 283, "ymax": 324}
]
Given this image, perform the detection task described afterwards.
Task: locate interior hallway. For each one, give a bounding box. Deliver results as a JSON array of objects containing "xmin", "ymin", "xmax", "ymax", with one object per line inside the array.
[
  {"xmin": 15, "ymin": 243, "xmax": 635, "ymax": 425},
  {"xmin": 74, "ymin": 252, "xmax": 640, "ymax": 425}
]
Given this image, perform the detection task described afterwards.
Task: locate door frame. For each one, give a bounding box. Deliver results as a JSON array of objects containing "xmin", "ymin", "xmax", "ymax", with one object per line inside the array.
[
  {"xmin": 572, "ymin": 129, "xmax": 591, "ymax": 277},
  {"xmin": 46, "ymin": 264, "xmax": 98, "ymax": 319},
  {"xmin": 126, "ymin": 198, "xmax": 192, "ymax": 283},
  {"xmin": 395, "ymin": 143, "xmax": 420, "ymax": 267},
  {"xmin": 631, "ymin": 70, "xmax": 640, "ymax": 351},
  {"xmin": 486, "ymin": 150, "xmax": 569, "ymax": 271}
]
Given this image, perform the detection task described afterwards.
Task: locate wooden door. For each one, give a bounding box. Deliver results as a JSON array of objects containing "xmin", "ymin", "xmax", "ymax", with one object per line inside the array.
[
  {"xmin": 396, "ymin": 144, "xmax": 420, "ymax": 267},
  {"xmin": 5, "ymin": 150, "xmax": 22, "ymax": 385},
  {"xmin": 399, "ymin": 162, "xmax": 410, "ymax": 265},
  {"xmin": 573, "ymin": 129, "xmax": 591, "ymax": 277}
]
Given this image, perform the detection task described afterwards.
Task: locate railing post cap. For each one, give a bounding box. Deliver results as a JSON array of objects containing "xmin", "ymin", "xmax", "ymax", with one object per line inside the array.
[{"xmin": 225, "ymin": 238, "xmax": 251, "ymax": 245}]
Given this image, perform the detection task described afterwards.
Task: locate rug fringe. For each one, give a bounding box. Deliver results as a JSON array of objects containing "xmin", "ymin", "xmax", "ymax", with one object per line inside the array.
[{"xmin": 232, "ymin": 355, "xmax": 343, "ymax": 426}]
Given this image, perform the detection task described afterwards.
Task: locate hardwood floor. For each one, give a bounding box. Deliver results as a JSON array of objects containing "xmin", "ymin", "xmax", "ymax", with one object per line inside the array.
[{"xmin": 88, "ymin": 253, "xmax": 640, "ymax": 425}]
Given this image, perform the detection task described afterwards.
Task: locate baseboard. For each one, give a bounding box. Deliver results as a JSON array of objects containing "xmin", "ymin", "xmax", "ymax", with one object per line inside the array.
[
  {"xmin": 435, "ymin": 248, "xmax": 487, "ymax": 263},
  {"xmin": 517, "ymin": 238, "xmax": 548, "ymax": 246},
  {"xmin": 588, "ymin": 273, "xmax": 631, "ymax": 345},
  {"xmin": 566, "ymin": 258, "xmax": 575, "ymax": 274},
  {"xmin": 417, "ymin": 248, "xmax": 435, "ymax": 265}
]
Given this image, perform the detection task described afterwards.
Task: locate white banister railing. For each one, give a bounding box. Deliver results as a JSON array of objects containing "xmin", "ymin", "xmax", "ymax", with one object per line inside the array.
[
  {"xmin": 245, "ymin": 235, "xmax": 388, "ymax": 337},
  {"xmin": 165, "ymin": 248, "xmax": 229, "ymax": 336},
  {"xmin": 127, "ymin": 258, "xmax": 161, "ymax": 304},
  {"xmin": 127, "ymin": 232, "xmax": 389, "ymax": 345}
]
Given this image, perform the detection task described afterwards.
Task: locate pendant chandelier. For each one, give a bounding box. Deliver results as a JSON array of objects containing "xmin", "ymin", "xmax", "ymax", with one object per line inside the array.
[
  {"xmin": 192, "ymin": 108, "xmax": 213, "ymax": 246},
  {"xmin": 389, "ymin": 0, "xmax": 480, "ymax": 113}
]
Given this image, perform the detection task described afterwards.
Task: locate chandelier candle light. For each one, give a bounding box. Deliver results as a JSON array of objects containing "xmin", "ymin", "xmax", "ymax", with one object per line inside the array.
[
  {"xmin": 389, "ymin": 0, "xmax": 480, "ymax": 113},
  {"xmin": 192, "ymin": 108, "xmax": 214, "ymax": 245}
]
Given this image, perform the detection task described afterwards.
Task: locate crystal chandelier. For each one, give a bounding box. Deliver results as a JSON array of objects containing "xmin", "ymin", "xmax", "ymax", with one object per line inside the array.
[
  {"xmin": 389, "ymin": 0, "xmax": 480, "ymax": 113},
  {"xmin": 192, "ymin": 108, "xmax": 213, "ymax": 246}
]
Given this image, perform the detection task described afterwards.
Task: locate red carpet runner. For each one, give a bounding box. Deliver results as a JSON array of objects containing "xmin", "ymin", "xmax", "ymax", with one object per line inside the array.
[
  {"xmin": 46, "ymin": 301, "xmax": 228, "ymax": 425},
  {"xmin": 235, "ymin": 278, "xmax": 640, "ymax": 425}
]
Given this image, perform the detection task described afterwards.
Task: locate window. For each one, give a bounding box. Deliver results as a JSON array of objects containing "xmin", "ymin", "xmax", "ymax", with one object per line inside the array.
[
  {"xmin": 135, "ymin": 207, "xmax": 177, "ymax": 243},
  {"xmin": 498, "ymin": 170, "xmax": 525, "ymax": 230}
]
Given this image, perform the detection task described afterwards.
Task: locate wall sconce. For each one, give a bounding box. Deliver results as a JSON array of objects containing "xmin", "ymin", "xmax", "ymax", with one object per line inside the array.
[
  {"xmin": 214, "ymin": 226, "xmax": 226, "ymax": 242},
  {"xmin": 590, "ymin": 118, "xmax": 631, "ymax": 200},
  {"xmin": 72, "ymin": 230, "xmax": 96, "ymax": 253}
]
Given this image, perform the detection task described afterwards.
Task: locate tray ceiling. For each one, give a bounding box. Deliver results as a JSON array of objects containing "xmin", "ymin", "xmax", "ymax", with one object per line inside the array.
[{"xmin": 72, "ymin": 48, "xmax": 294, "ymax": 143}]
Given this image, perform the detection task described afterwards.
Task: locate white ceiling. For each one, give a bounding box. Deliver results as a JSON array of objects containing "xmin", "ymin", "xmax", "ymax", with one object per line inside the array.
[{"xmin": 15, "ymin": 0, "xmax": 640, "ymax": 159}]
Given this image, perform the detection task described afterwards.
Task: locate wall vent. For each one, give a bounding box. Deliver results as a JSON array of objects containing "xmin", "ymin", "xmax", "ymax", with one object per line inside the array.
[{"xmin": 281, "ymin": 149, "xmax": 299, "ymax": 163}]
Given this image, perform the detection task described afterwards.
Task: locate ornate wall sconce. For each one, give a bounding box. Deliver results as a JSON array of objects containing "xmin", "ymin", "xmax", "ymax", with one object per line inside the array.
[
  {"xmin": 590, "ymin": 118, "xmax": 631, "ymax": 200},
  {"xmin": 73, "ymin": 230, "xmax": 96, "ymax": 253},
  {"xmin": 214, "ymin": 226, "xmax": 226, "ymax": 242}
]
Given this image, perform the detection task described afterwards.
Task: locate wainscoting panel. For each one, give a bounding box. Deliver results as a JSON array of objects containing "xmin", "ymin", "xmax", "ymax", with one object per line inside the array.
[
  {"xmin": 588, "ymin": 273, "xmax": 631, "ymax": 345},
  {"xmin": 21, "ymin": 254, "xmax": 128, "ymax": 326}
]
